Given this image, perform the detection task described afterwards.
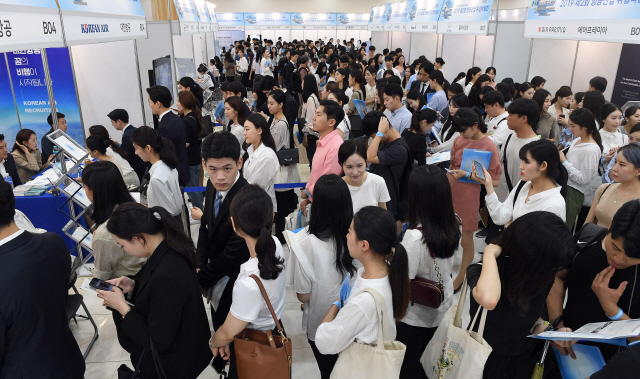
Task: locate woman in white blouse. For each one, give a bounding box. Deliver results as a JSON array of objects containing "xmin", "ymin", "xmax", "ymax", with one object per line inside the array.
[
  {"xmin": 301, "ymin": 77, "xmax": 321, "ymax": 164},
  {"xmin": 364, "ymin": 66, "xmax": 377, "ymax": 111},
  {"xmin": 291, "ymin": 174, "xmax": 358, "ymax": 379},
  {"xmin": 559, "ymin": 108, "xmax": 603, "ymax": 230},
  {"xmin": 224, "ymin": 96, "xmax": 248, "ymax": 156},
  {"xmin": 338, "ymin": 139, "xmax": 390, "ymax": 213},
  {"xmin": 88, "ymin": 125, "xmax": 140, "ymax": 188},
  {"xmin": 314, "ymin": 206, "xmax": 410, "ymax": 359},
  {"xmin": 243, "ymin": 114, "xmax": 279, "ymax": 211},
  {"xmin": 258, "ymin": 48, "xmax": 274, "ymax": 77},
  {"xmin": 399, "ymin": 165, "xmax": 460, "ymax": 379},
  {"xmin": 131, "ymin": 126, "xmax": 184, "ymax": 219},
  {"xmin": 208, "ymin": 185, "xmax": 287, "ymax": 378},
  {"xmin": 600, "ymin": 104, "xmax": 629, "ymax": 165},
  {"xmin": 478, "ymin": 139, "xmax": 567, "ymax": 226}
]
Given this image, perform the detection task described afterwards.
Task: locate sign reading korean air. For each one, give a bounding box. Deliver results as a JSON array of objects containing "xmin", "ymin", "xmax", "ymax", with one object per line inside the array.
[
  {"xmin": 436, "ymin": 0, "xmax": 495, "ymax": 35},
  {"xmin": 336, "ymin": 13, "xmax": 369, "ymax": 30},
  {"xmin": 0, "ymin": 0, "xmax": 65, "ymax": 52},
  {"xmin": 217, "ymin": 13, "xmax": 244, "ymax": 31},
  {"xmin": 243, "ymin": 13, "xmax": 291, "ymax": 30},
  {"xmin": 524, "ymin": 0, "xmax": 640, "ymax": 43},
  {"xmin": 406, "ymin": 0, "xmax": 445, "ymax": 33},
  {"xmin": 290, "ymin": 13, "xmax": 337, "ymax": 30}
]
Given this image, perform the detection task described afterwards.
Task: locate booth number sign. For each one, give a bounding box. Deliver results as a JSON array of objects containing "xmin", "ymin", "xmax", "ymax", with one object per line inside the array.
[{"xmin": 0, "ymin": 20, "xmax": 57, "ymax": 38}]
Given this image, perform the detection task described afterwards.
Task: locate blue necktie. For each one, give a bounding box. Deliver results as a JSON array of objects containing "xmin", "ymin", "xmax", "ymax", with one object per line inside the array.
[{"xmin": 214, "ymin": 193, "xmax": 223, "ymax": 219}]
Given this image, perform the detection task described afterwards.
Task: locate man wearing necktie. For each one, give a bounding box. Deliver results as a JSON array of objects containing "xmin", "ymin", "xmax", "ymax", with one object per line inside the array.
[
  {"xmin": 410, "ymin": 61, "xmax": 436, "ymax": 99},
  {"xmin": 197, "ymin": 132, "xmax": 250, "ymax": 330}
]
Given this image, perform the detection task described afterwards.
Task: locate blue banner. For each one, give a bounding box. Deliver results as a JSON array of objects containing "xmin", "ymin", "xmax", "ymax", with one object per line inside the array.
[
  {"xmin": 437, "ymin": 0, "xmax": 495, "ymax": 34},
  {"xmin": 174, "ymin": 0, "xmax": 200, "ymax": 22},
  {"xmin": 406, "ymin": 0, "xmax": 445, "ymax": 33},
  {"xmin": 0, "ymin": 57, "xmax": 20, "ymax": 149},
  {"xmin": 243, "ymin": 13, "xmax": 291, "ymax": 29},
  {"xmin": 57, "ymin": 0, "xmax": 145, "ymax": 16},
  {"xmin": 369, "ymin": 5, "xmax": 389, "ymax": 31},
  {"xmin": 290, "ymin": 13, "xmax": 336, "ymax": 29},
  {"xmin": 217, "ymin": 12, "xmax": 245, "ymax": 31},
  {"xmin": 336, "ymin": 13, "xmax": 369, "ymax": 30}
]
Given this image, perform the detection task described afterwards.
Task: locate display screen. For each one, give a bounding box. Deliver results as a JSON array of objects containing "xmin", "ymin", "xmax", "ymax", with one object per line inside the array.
[{"xmin": 153, "ymin": 57, "xmax": 174, "ymax": 103}]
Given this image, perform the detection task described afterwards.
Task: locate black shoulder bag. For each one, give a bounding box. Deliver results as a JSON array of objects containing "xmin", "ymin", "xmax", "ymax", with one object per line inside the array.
[
  {"xmin": 275, "ymin": 118, "xmax": 300, "ymax": 166},
  {"xmin": 117, "ymin": 337, "xmax": 167, "ymax": 379}
]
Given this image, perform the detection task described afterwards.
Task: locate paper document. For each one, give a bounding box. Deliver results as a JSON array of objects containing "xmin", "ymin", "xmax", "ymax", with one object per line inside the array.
[
  {"xmin": 427, "ymin": 151, "xmax": 451, "ymax": 165},
  {"xmin": 532, "ymin": 319, "xmax": 640, "ymax": 346},
  {"xmin": 70, "ymin": 225, "xmax": 93, "ymax": 251}
]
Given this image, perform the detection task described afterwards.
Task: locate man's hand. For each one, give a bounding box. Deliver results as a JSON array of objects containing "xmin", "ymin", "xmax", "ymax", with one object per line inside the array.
[
  {"xmin": 299, "ymin": 199, "xmax": 310, "ymax": 216},
  {"xmin": 378, "ymin": 116, "xmax": 390, "ymax": 135},
  {"xmin": 592, "ymin": 266, "xmax": 627, "ymax": 317}
]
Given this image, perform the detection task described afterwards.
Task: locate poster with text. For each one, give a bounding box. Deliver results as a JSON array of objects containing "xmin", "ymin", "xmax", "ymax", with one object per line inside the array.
[
  {"xmin": 387, "ymin": 2, "xmax": 410, "ymax": 31},
  {"xmin": 6, "ymin": 48, "xmax": 83, "ymax": 148},
  {"xmin": 0, "ymin": 0, "xmax": 64, "ymax": 52},
  {"xmin": 0, "ymin": 57, "xmax": 20, "ymax": 148},
  {"xmin": 369, "ymin": 5, "xmax": 388, "ymax": 31},
  {"xmin": 173, "ymin": 0, "xmax": 200, "ymax": 34},
  {"xmin": 525, "ymin": 0, "xmax": 640, "ymax": 43},
  {"xmin": 407, "ymin": 0, "xmax": 445, "ymax": 33},
  {"xmin": 336, "ymin": 13, "xmax": 370, "ymax": 30},
  {"xmin": 205, "ymin": 0, "xmax": 218, "ymax": 31},
  {"xmin": 437, "ymin": 0, "xmax": 495, "ymax": 35},
  {"xmin": 217, "ymin": 13, "xmax": 245, "ymax": 31},
  {"xmin": 290, "ymin": 13, "xmax": 336, "ymax": 30},
  {"xmin": 193, "ymin": 0, "xmax": 211, "ymax": 32},
  {"xmin": 612, "ymin": 43, "xmax": 640, "ymax": 107},
  {"xmin": 243, "ymin": 13, "xmax": 291, "ymax": 30}
]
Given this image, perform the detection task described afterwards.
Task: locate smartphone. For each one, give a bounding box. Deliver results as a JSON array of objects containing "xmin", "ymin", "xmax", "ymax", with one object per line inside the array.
[
  {"xmin": 558, "ymin": 114, "xmax": 566, "ymax": 119},
  {"xmin": 210, "ymin": 354, "xmax": 227, "ymax": 374},
  {"xmin": 89, "ymin": 278, "xmax": 123, "ymax": 292},
  {"xmin": 473, "ymin": 160, "xmax": 486, "ymax": 181},
  {"xmin": 561, "ymin": 145, "xmax": 570, "ymax": 155},
  {"xmin": 445, "ymin": 168, "xmax": 454, "ymax": 174}
]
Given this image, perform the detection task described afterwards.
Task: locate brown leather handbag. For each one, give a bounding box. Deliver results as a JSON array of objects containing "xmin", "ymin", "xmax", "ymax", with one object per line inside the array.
[
  {"xmin": 233, "ymin": 274, "xmax": 292, "ymax": 379},
  {"xmin": 409, "ymin": 245, "xmax": 445, "ymax": 309}
]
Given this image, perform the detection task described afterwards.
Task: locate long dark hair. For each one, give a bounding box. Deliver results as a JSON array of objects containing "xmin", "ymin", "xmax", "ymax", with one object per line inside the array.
[
  {"xmin": 497, "ymin": 212, "xmax": 573, "ymax": 313},
  {"xmin": 441, "ymin": 93, "xmax": 469, "ymax": 139},
  {"xmin": 82, "ymin": 161, "xmax": 134, "ymax": 225},
  {"xmin": 11, "ymin": 129, "xmax": 35, "ymax": 154},
  {"xmin": 515, "ymin": 82, "xmax": 533, "ymax": 99},
  {"xmin": 465, "ymin": 67, "xmax": 481, "ymax": 86},
  {"xmin": 551, "ymin": 86, "xmax": 572, "ymax": 105},
  {"xmin": 350, "ymin": 69, "xmax": 365, "ymax": 91},
  {"xmin": 410, "ymin": 108, "xmax": 438, "ymax": 134},
  {"xmin": 569, "ymin": 108, "xmax": 603, "ymax": 152},
  {"xmin": 107, "ymin": 203, "xmax": 197, "ymax": 269},
  {"xmin": 353, "ymin": 206, "xmax": 410, "ymax": 321},
  {"xmin": 88, "ymin": 125, "xmax": 128, "ymax": 160},
  {"xmin": 519, "ymin": 139, "xmax": 569, "ymax": 197},
  {"xmin": 85, "ymin": 135, "xmax": 110, "ymax": 155},
  {"xmin": 225, "ymin": 96, "xmax": 248, "ymax": 126},
  {"xmin": 582, "ymin": 91, "xmax": 605, "ymax": 128},
  {"xmin": 246, "ymin": 113, "xmax": 277, "ymax": 153},
  {"xmin": 532, "ymin": 89, "xmax": 552, "ymax": 116},
  {"xmin": 178, "ymin": 91, "xmax": 204, "ymax": 133},
  {"xmin": 406, "ymin": 166, "xmax": 461, "ymax": 258},
  {"xmin": 453, "ymin": 107, "xmax": 488, "ymax": 134},
  {"xmin": 230, "ymin": 185, "xmax": 284, "ymax": 280},
  {"xmin": 623, "ymin": 106, "xmax": 640, "ymax": 126},
  {"xmin": 267, "ymin": 89, "xmax": 290, "ymax": 131},
  {"xmin": 302, "ymin": 74, "xmax": 319, "ymax": 103},
  {"xmin": 179, "ymin": 76, "xmax": 204, "ymax": 106},
  {"xmin": 405, "ymin": 89, "xmax": 426, "ymax": 114},
  {"xmin": 131, "ymin": 126, "xmax": 177, "ymax": 169},
  {"xmin": 336, "ymin": 68, "xmax": 349, "ymax": 89},
  {"xmin": 309, "ymin": 174, "xmax": 356, "ymax": 277}
]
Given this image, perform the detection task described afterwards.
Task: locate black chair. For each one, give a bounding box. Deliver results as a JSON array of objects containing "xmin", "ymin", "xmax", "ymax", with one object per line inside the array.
[{"xmin": 67, "ymin": 261, "xmax": 99, "ymax": 360}]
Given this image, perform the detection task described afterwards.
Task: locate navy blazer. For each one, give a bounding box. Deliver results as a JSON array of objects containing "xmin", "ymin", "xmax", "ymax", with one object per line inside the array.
[
  {"xmin": 3, "ymin": 153, "xmax": 22, "ymax": 186},
  {"xmin": 410, "ymin": 79, "xmax": 435, "ymax": 97},
  {"xmin": 0, "ymin": 231, "xmax": 85, "ymax": 378},
  {"xmin": 157, "ymin": 111, "xmax": 190, "ymax": 186},
  {"xmin": 122, "ymin": 125, "xmax": 149, "ymax": 181}
]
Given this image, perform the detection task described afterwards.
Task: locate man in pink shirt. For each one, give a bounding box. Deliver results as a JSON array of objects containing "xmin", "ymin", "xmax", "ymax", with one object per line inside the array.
[{"xmin": 299, "ymin": 100, "xmax": 345, "ymax": 214}]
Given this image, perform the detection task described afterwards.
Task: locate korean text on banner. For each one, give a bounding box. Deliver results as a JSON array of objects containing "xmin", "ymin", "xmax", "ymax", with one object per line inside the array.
[
  {"xmin": 173, "ymin": 0, "xmax": 200, "ymax": 34},
  {"xmin": 336, "ymin": 13, "xmax": 370, "ymax": 30},
  {"xmin": 406, "ymin": 0, "xmax": 446, "ymax": 33},
  {"xmin": 0, "ymin": 0, "xmax": 64, "ymax": 53},
  {"xmin": 437, "ymin": 0, "xmax": 495, "ymax": 35}
]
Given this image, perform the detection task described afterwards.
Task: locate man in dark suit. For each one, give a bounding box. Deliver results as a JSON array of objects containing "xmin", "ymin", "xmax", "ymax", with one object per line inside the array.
[
  {"xmin": 0, "ymin": 181, "xmax": 85, "ymax": 378},
  {"xmin": 410, "ymin": 61, "xmax": 436, "ymax": 98},
  {"xmin": 108, "ymin": 109, "xmax": 149, "ymax": 181},
  {"xmin": 0, "ymin": 134, "xmax": 21, "ymax": 186},
  {"xmin": 197, "ymin": 132, "xmax": 250, "ymax": 329},
  {"xmin": 41, "ymin": 112, "xmax": 67, "ymax": 162},
  {"xmin": 146, "ymin": 86, "xmax": 190, "ymax": 186}
]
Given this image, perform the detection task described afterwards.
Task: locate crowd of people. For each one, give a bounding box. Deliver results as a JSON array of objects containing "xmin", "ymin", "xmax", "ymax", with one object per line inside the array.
[{"xmin": 2, "ymin": 35, "xmax": 640, "ymax": 379}]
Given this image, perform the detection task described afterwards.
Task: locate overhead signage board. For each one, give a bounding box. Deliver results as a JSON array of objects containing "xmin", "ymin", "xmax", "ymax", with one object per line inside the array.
[
  {"xmin": 0, "ymin": 0, "xmax": 64, "ymax": 52},
  {"xmin": 194, "ymin": 0, "xmax": 211, "ymax": 32},
  {"xmin": 387, "ymin": 2, "xmax": 409, "ymax": 31},
  {"xmin": 57, "ymin": 0, "xmax": 148, "ymax": 45},
  {"xmin": 217, "ymin": 13, "xmax": 244, "ymax": 31},
  {"xmin": 290, "ymin": 13, "xmax": 337, "ymax": 30},
  {"xmin": 382, "ymin": 4, "xmax": 395, "ymax": 31},
  {"xmin": 243, "ymin": 13, "xmax": 291, "ymax": 30},
  {"xmin": 436, "ymin": 0, "xmax": 495, "ymax": 35},
  {"xmin": 336, "ymin": 13, "xmax": 370, "ymax": 30},
  {"xmin": 406, "ymin": 0, "xmax": 445, "ymax": 33},
  {"xmin": 205, "ymin": 1, "xmax": 218, "ymax": 31},
  {"xmin": 524, "ymin": 0, "xmax": 640, "ymax": 43},
  {"xmin": 369, "ymin": 5, "xmax": 388, "ymax": 31},
  {"xmin": 173, "ymin": 0, "xmax": 200, "ymax": 34}
]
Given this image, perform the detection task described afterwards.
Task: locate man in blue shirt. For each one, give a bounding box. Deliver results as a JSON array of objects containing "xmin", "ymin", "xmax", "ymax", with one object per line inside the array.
[{"xmin": 382, "ymin": 83, "xmax": 412, "ymax": 134}]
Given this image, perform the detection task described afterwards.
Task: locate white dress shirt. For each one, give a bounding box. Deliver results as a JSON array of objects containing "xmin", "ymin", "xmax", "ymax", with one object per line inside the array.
[
  {"xmin": 260, "ymin": 58, "xmax": 274, "ymax": 77},
  {"xmin": 147, "ymin": 160, "xmax": 183, "ymax": 216},
  {"xmin": 599, "ymin": 129, "xmax": 628, "ymax": 156},
  {"xmin": 0, "ymin": 229, "xmax": 25, "ymax": 247},
  {"xmin": 486, "ymin": 180, "xmax": 566, "ymax": 225},
  {"xmin": 230, "ymin": 237, "xmax": 287, "ymax": 332},
  {"xmin": 487, "ymin": 111, "xmax": 509, "ymax": 147},
  {"xmin": 229, "ymin": 122, "xmax": 245, "ymax": 156},
  {"xmin": 158, "ymin": 109, "xmax": 172, "ymax": 122},
  {"xmin": 243, "ymin": 143, "xmax": 279, "ymax": 211},
  {"xmin": 0, "ymin": 159, "xmax": 8, "ymax": 178},
  {"xmin": 564, "ymin": 138, "xmax": 603, "ymax": 194}
]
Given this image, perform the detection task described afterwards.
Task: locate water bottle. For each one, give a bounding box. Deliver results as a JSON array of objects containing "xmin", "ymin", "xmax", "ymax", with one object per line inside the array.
[{"xmin": 52, "ymin": 145, "xmax": 62, "ymax": 170}]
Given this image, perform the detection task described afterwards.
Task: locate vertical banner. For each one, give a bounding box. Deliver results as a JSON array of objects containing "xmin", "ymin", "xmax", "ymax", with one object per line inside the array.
[
  {"xmin": 369, "ymin": 6, "xmax": 388, "ymax": 31},
  {"xmin": 6, "ymin": 48, "xmax": 83, "ymax": 146},
  {"xmin": 407, "ymin": 0, "xmax": 445, "ymax": 33},
  {"xmin": 174, "ymin": 0, "xmax": 200, "ymax": 34},
  {"xmin": 383, "ymin": 4, "xmax": 395, "ymax": 31},
  {"xmin": 193, "ymin": 0, "xmax": 212, "ymax": 33},
  {"xmin": 437, "ymin": 0, "xmax": 495, "ymax": 35},
  {"xmin": 217, "ymin": 13, "xmax": 245, "ymax": 31},
  {"xmin": 611, "ymin": 44, "xmax": 640, "ymax": 107},
  {"xmin": 388, "ymin": 2, "xmax": 410, "ymax": 31},
  {"xmin": 205, "ymin": 1, "xmax": 218, "ymax": 31},
  {"xmin": 0, "ymin": 56, "xmax": 20, "ymax": 148}
]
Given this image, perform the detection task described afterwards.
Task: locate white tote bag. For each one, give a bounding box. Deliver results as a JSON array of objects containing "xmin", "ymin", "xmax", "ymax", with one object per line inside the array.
[
  {"xmin": 421, "ymin": 277, "xmax": 492, "ymax": 379},
  {"xmin": 330, "ymin": 289, "xmax": 406, "ymax": 379}
]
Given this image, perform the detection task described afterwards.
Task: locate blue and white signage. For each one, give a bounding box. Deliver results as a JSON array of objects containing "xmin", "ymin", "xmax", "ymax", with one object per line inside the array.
[
  {"xmin": 387, "ymin": 2, "xmax": 410, "ymax": 31},
  {"xmin": 205, "ymin": 1, "xmax": 219, "ymax": 32},
  {"xmin": 437, "ymin": 0, "xmax": 495, "ymax": 35},
  {"xmin": 217, "ymin": 13, "xmax": 244, "ymax": 31},
  {"xmin": 194, "ymin": 0, "xmax": 212, "ymax": 32},
  {"xmin": 243, "ymin": 13, "xmax": 291, "ymax": 30},
  {"xmin": 0, "ymin": 0, "xmax": 64, "ymax": 52},
  {"xmin": 290, "ymin": 13, "xmax": 336, "ymax": 30},
  {"xmin": 369, "ymin": 5, "xmax": 389, "ymax": 31},
  {"xmin": 406, "ymin": 0, "xmax": 445, "ymax": 33},
  {"xmin": 57, "ymin": 0, "xmax": 147, "ymax": 44},
  {"xmin": 336, "ymin": 13, "xmax": 370, "ymax": 30},
  {"xmin": 524, "ymin": 0, "xmax": 640, "ymax": 43},
  {"xmin": 173, "ymin": 0, "xmax": 200, "ymax": 34}
]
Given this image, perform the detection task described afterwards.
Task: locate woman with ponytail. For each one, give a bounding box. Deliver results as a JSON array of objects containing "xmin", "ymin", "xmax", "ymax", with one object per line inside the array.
[
  {"xmin": 98, "ymin": 203, "xmax": 212, "ymax": 378},
  {"xmin": 478, "ymin": 139, "xmax": 567, "ymax": 226},
  {"xmin": 88, "ymin": 125, "xmax": 140, "ymax": 188},
  {"xmin": 132, "ymin": 126, "xmax": 183, "ymax": 219},
  {"xmin": 86, "ymin": 134, "xmax": 138, "ymax": 188},
  {"xmin": 314, "ymin": 206, "xmax": 410, "ymax": 357},
  {"xmin": 208, "ymin": 185, "xmax": 287, "ymax": 378}
]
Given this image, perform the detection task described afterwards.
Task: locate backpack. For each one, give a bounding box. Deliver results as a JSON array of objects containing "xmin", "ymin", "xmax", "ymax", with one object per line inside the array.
[{"xmin": 572, "ymin": 223, "xmax": 608, "ymax": 262}]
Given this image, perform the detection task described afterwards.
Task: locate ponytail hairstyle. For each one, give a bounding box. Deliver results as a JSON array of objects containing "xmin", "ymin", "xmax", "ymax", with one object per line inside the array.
[
  {"xmin": 337, "ymin": 68, "xmax": 350, "ymax": 89},
  {"xmin": 309, "ymin": 174, "xmax": 356, "ymax": 277},
  {"xmin": 519, "ymin": 140, "xmax": 568, "ymax": 197},
  {"xmin": 230, "ymin": 185, "xmax": 284, "ymax": 280},
  {"xmin": 452, "ymin": 107, "xmax": 488, "ymax": 134},
  {"xmin": 473, "ymin": 74, "xmax": 490, "ymax": 89},
  {"xmin": 85, "ymin": 135, "xmax": 110, "ymax": 155},
  {"xmin": 441, "ymin": 93, "xmax": 470, "ymax": 139},
  {"xmin": 269, "ymin": 89, "xmax": 290, "ymax": 123},
  {"xmin": 569, "ymin": 108, "xmax": 604, "ymax": 152},
  {"xmin": 178, "ymin": 91, "xmax": 204, "ymax": 133},
  {"xmin": 179, "ymin": 76, "xmax": 204, "ymax": 106},
  {"xmin": 410, "ymin": 108, "xmax": 438, "ymax": 134},
  {"xmin": 582, "ymin": 91, "xmax": 605, "ymax": 128},
  {"xmin": 465, "ymin": 67, "xmax": 482, "ymax": 86},
  {"xmin": 107, "ymin": 203, "xmax": 197, "ymax": 269},
  {"xmin": 88, "ymin": 125, "xmax": 128, "ymax": 160},
  {"xmin": 131, "ymin": 126, "xmax": 178, "ymax": 169},
  {"xmin": 353, "ymin": 206, "xmax": 410, "ymax": 321},
  {"xmin": 81, "ymin": 161, "xmax": 134, "ymax": 225},
  {"xmin": 514, "ymin": 82, "xmax": 533, "ymax": 99},
  {"xmin": 551, "ymin": 86, "xmax": 572, "ymax": 105},
  {"xmin": 246, "ymin": 113, "xmax": 277, "ymax": 152},
  {"xmin": 574, "ymin": 92, "xmax": 586, "ymax": 106}
]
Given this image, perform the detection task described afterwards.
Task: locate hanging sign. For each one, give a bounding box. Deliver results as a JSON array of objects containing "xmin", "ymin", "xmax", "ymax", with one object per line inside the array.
[
  {"xmin": 205, "ymin": 1, "xmax": 219, "ymax": 32},
  {"xmin": 406, "ymin": 0, "xmax": 445, "ymax": 33},
  {"xmin": 0, "ymin": 0, "xmax": 64, "ymax": 53},
  {"xmin": 194, "ymin": 0, "xmax": 212, "ymax": 33},
  {"xmin": 217, "ymin": 13, "xmax": 245, "ymax": 31},
  {"xmin": 387, "ymin": 2, "xmax": 409, "ymax": 31},
  {"xmin": 524, "ymin": 0, "xmax": 640, "ymax": 43},
  {"xmin": 336, "ymin": 13, "xmax": 370, "ymax": 30},
  {"xmin": 382, "ymin": 4, "xmax": 396, "ymax": 31},
  {"xmin": 243, "ymin": 13, "xmax": 291, "ymax": 30},
  {"xmin": 290, "ymin": 13, "xmax": 337, "ymax": 30},
  {"xmin": 437, "ymin": 0, "xmax": 495, "ymax": 35},
  {"xmin": 173, "ymin": 0, "xmax": 200, "ymax": 35},
  {"xmin": 57, "ymin": 0, "xmax": 148, "ymax": 45},
  {"xmin": 369, "ymin": 5, "xmax": 389, "ymax": 31}
]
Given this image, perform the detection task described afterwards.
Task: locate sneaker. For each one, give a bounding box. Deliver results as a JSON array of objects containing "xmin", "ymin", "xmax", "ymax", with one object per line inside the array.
[{"xmin": 475, "ymin": 228, "xmax": 488, "ymax": 238}]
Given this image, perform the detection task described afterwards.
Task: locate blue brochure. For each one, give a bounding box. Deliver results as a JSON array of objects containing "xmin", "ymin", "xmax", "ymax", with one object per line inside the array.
[
  {"xmin": 214, "ymin": 101, "xmax": 225, "ymax": 120},
  {"xmin": 459, "ymin": 148, "xmax": 492, "ymax": 183},
  {"xmin": 553, "ymin": 344, "xmax": 605, "ymax": 379},
  {"xmin": 353, "ymin": 99, "xmax": 367, "ymax": 119}
]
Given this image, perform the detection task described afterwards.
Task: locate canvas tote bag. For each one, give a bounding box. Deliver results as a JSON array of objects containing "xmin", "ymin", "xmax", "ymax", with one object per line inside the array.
[
  {"xmin": 421, "ymin": 277, "xmax": 492, "ymax": 379},
  {"xmin": 330, "ymin": 288, "xmax": 406, "ymax": 379}
]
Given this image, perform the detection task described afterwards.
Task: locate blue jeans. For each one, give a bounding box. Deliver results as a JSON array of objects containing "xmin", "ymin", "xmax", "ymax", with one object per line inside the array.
[{"xmin": 186, "ymin": 164, "xmax": 204, "ymax": 210}]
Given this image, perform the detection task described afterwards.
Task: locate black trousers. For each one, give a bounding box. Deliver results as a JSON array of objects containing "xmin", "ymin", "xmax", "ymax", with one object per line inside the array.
[
  {"xmin": 274, "ymin": 190, "xmax": 299, "ymax": 244},
  {"xmin": 306, "ymin": 135, "xmax": 319, "ymax": 169},
  {"xmin": 308, "ymin": 338, "xmax": 339, "ymax": 379},
  {"xmin": 396, "ymin": 321, "xmax": 437, "ymax": 379}
]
